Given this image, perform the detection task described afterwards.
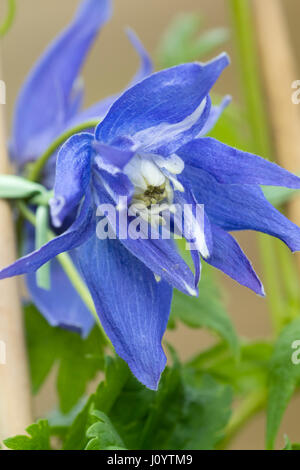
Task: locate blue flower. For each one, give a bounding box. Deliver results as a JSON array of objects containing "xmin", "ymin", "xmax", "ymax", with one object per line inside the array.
[
  {"xmin": 4, "ymin": 50, "xmax": 300, "ymax": 390},
  {"xmin": 9, "ymin": 0, "xmax": 154, "ymax": 337}
]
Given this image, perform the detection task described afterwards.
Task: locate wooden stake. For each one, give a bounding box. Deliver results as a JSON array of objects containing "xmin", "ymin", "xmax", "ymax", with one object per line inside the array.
[
  {"xmin": 0, "ymin": 60, "xmax": 32, "ymax": 441},
  {"xmin": 252, "ymin": 0, "xmax": 300, "ymax": 258}
]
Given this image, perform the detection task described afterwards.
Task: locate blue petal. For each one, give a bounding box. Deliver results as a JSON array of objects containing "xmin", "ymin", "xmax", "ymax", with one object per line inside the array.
[
  {"xmin": 184, "ymin": 165, "xmax": 300, "ymax": 252},
  {"xmin": 198, "ymin": 95, "xmax": 231, "ymax": 137},
  {"xmin": 68, "ymin": 28, "xmax": 153, "ymax": 126},
  {"xmin": 93, "ymin": 141, "xmax": 134, "ymax": 172},
  {"xmin": 173, "ymin": 186, "xmax": 213, "ymax": 260},
  {"xmin": 95, "ymin": 54, "xmax": 230, "ymax": 155},
  {"xmin": 50, "ymin": 133, "xmax": 94, "ymax": 227},
  {"xmin": 125, "ymin": 28, "xmax": 153, "ymax": 86},
  {"xmin": 94, "ymin": 181, "xmax": 197, "ymax": 295},
  {"xmin": 205, "ymin": 224, "xmax": 264, "ymax": 296},
  {"xmin": 76, "ymin": 235, "xmax": 173, "ymax": 389},
  {"xmin": 10, "ymin": 0, "xmax": 112, "ymax": 164},
  {"xmin": 0, "ymin": 193, "xmax": 94, "ymax": 280},
  {"xmin": 25, "ymin": 228, "xmax": 94, "ymax": 337},
  {"xmin": 178, "ymin": 137, "xmax": 300, "ymax": 187},
  {"xmin": 27, "ymin": 258, "xmax": 94, "ymax": 337}
]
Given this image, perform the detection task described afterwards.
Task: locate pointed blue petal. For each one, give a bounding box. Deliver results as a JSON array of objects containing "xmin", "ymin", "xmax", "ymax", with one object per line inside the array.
[
  {"xmin": 68, "ymin": 28, "xmax": 153, "ymax": 126},
  {"xmin": 25, "ymin": 229, "xmax": 94, "ymax": 337},
  {"xmin": 178, "ymin": 137, "xmax": 300, "ymax": 187},
  {"xmin": 185, "ymin": 165, "xmax": 300, "ymax": 252},
  {"xmin": 0, "ymin": 193, "xmax": 94, "ymax": 280},
  {"xmin": 125, "ymin": 28, "xmax": 153, "ymax": 86},
  {"xmin": 76, "ymin": 235, "xmax": 172, "ymax": 389},
  {"xmin": 11, "ymin": 0, "xmax": 112, "ymax": 164},
  {"xmin": 50, "ymin": 133, "xmax": 94, "ymax": 227},
  {"xmin": 205, "ymin": 224, "xmax": 264, "ymax": 296},
  {"xmin": 95, "ymin": 54, "xmax": 230, "ymax": 155}
]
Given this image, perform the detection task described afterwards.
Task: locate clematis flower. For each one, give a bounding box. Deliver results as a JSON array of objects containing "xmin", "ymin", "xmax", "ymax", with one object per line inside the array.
[
  {"xmin": 9, "ymin": 0, "xmax": 154, "ymax": 336},
  {"xmin": 4, "ymin": 51, "xmax": 300, "ymax": 390}
]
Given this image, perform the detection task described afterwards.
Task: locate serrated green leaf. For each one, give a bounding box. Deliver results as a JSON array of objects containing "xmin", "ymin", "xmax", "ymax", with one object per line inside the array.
[
  {"xmin": 139, "ymin": 366, "xmax": 232, "ymax": 450},
  {"xmin": 25, "ymin": 304, "xmax": 105, "ymax": 413},
  {"xmin": 63, "ymin": 356, "xmax": 130, "ymax": 450},
  {"xmin": 157, "ymin": 13, "xmax": 228, "ymax": 68},
  {"xmin": 4, "ymin": 420, "xmax": 50, "ymax": 450},
  {"xmin": 85, "ymin": 410, "xmax": 126, "ymax": 450},
  {"xmin": 267, "ymin": 319, "xmax": 300, "ymax": 450}
]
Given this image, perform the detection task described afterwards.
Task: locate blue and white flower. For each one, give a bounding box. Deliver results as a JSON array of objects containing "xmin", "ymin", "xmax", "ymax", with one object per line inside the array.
[{"xmin": 2, "ymin": 48, "xmax": 300, "ymax": 389}]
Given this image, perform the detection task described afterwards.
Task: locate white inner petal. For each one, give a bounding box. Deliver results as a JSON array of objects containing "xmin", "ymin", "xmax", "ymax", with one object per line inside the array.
[{"xmin": 140, "ymin": 159, "xmax": 166, "ymax": 187}]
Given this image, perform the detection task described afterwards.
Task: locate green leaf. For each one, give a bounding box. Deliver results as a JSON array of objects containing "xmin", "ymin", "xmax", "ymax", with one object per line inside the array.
[
  {"xmin": 64, "ymin": 356, "xmax": 232, "ymax": 450},
  {"xmin": 170, "ymin": 264, "xmax": 239, "ymax": 357},
  {"xmin": 138, "ymin": 366, "xmax": 232, "ymax": 450},
  {"xmin": 267, "ymin": 319, "xmax": 300, "ymax": 450},
  {"xmin": 157, "ymin": 13, "xmax": 228, "ymax": 68},
  {"xmin": 108, "ymin": 362, "xmax": 232, "ymax": 450},
  {"xmin": 63, "ymin": 356, "xmax": 130, "ymax": 450},
  {"xmin": 262, "ymin": 186, "xmax": 300, "ymax": 207},
  {"xmin": 189, "ymin": 341, "xmax": 272, "ymax": 396},
  {"xmin": 0, "ymin": 175, "xmax": 45, "ymax": 199},
  {"xmin": 282, "ymin": 435, "xmax": 300, "ymax": 450},
  {"xmin": 25, "ymin": 304, "xmax": 105, "ymax": 413},
  {"xmin": 4, "ymin": 420, "xmax": 50, "ymax": 450},
  {"xmin": 85, "ymin": 410, "xmax": 126, "ymax": 450}
]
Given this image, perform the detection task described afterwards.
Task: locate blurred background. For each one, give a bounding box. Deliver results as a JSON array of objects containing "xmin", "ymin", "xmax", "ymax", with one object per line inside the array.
[{"xmin": 2, "ymin": 0, "xmax": 300, "ymax": 449}]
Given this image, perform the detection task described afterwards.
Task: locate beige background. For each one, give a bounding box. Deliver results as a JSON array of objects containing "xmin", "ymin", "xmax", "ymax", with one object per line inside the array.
[{"xmin": 2, "ymin": 0, "xmax": 300, "ymax": 450}]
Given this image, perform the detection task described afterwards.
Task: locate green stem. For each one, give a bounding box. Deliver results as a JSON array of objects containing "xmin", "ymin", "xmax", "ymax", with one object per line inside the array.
[
  {"xmin": 0, "ymin": 0, "xmax": 16, "ymax": 38},
  {"xmin": 218, "ymin": 388, "xmax": 267, "ymax": 449},
  {"xmin": 17, "ymin": 201, "xmax": 112, "ymax": 347},
  {"xmin": 229, "ymin": 0, "xmax": 271, "ymax": 159},
  {"xmin": 27, "ymin": 120, "xmax": 99, "ymax": 182},
  {"xmin": 229, "ymin": 0, "xmax": 289, "ymax": 334}
]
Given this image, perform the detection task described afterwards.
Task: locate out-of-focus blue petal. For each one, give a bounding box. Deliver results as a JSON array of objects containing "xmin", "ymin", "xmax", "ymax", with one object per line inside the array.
[
  {"xmin": 0, "ymin": 192, "xmax": 95, "ymax": 280},
  {"xmin": 185, "ymin": 165, "xmax": 300, "ymax": 252},
  {"xmin": 205, "ymin": 224, "xmax": 264, "ymax": 296},
  {"xmin": 125, "ymin": 28, "xmax": 153, "ymax": 86},
  {"xmin": 94, "ymin": 181, "xmax": 197, "ymax": 295},
  {"xmin": 50, "ymin": 133, "xmax": 94, "ymax": 227},
  {"xmin": 25, "ymin": 227, "xmax": 94, "ymax": 337},
  {"xmin": 27, "ymin": 257, "xmax": 94, "ymax": 337},
  {"xmin": 68, "ymin": 28, "xmax": 153, "ymax": 126},
  {"xmin": 198, "ymin": 95, "xmax": 231, "ymax": 137},
  {"xmin": 178, "ymin": 138, "xmax": 300, "ymax": 187},
  {"xmin": 76, "ymin": 235, "xmax": 173, "ymax": 389},
  {"xmin": 95, "ymin": 54, "xmax": 229, "ymax": 155},
  {"xmin": 11, "ymin": 0, "xmax": 112, "ymax": 164}
]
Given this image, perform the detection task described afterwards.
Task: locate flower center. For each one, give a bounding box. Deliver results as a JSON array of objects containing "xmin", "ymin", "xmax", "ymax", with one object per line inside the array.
[{"xmin": 124, "ymin": 153, "xmax": 184, "ymax": 224}]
